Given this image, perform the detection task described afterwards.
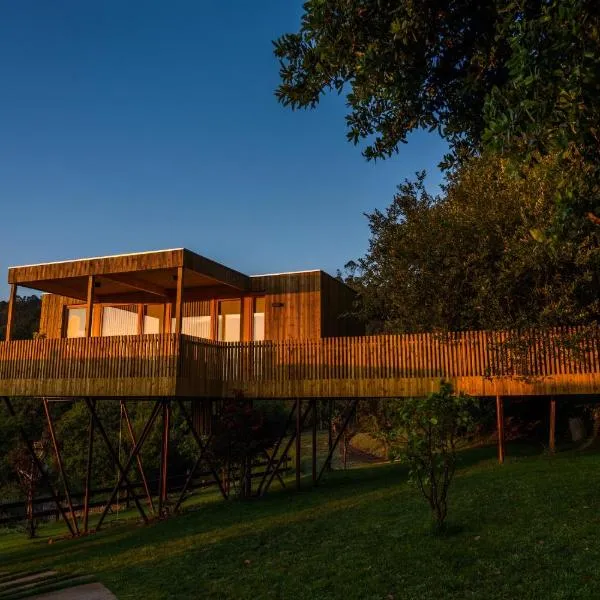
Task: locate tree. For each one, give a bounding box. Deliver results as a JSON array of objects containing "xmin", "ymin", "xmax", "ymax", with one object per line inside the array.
[
  {"xmin": 0, "ymin": 295, "xmax": 41, "ymax": 340},
  {"xmin": 344, "ymin": 153, "xmax": 600, "ymax": 332},
  {"xmin": 275, "ymin": 1, "xmax": 600, "ymax": 219},
  {"xmin": 396, "ymin": 383, "xmax": 477, "ymax": 531}
]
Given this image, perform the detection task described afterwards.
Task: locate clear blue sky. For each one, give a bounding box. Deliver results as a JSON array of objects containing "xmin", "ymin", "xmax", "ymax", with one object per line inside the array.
[{"xmin": 0, "ymin": 1, "xmax": 448, "ymax": 300}]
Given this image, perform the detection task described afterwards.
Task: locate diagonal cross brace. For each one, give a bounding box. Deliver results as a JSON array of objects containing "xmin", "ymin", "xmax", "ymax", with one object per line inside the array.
[
  {"xmin": 261, "ymin": 400, "xmax": 313, "ymax": 497},
  {"xmin": 316, "ymin": 399, "xmax": 359, "ymax": 483},
  {"xmin": 177, "ymin": 399, "xmax": 228, "ymax": 501},
  {"xmin": 89, "ymin": 398, "xmax": 161, "ymax": 530}
]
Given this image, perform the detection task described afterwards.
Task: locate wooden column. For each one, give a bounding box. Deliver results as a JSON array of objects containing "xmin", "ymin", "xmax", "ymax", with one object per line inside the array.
[
  {"xmin": 174, "ymin": 266, "xmax": 184, "ymax": 335},
  {"xmin": 496, "ymin": 395, "xmax": 505, "ymax": 464},
  {"xmin": 84, "ymin": 276, "xmax": 95, "ymax": 338},
  {"xmin": 549, "ymin": 397, "xmax": 557, "ymax": 454},
  {"xmin": 5, "ymin": 284, "xmax": 17, "ymax": 341}
]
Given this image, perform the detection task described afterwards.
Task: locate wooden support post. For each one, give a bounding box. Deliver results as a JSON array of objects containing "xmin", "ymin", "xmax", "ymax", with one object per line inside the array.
[
  {"xmin": 296, "ymin": 399, "xmax": 302, "ymax": 490},
  {"xmin": 496, "ymin": 395, "xmax": 505, "ymax": 464},
  {"xmin": 549, "ymin": 397, "xmax": 557, "ymax": 454},
  {"xmin": 84, "ymin": 275, "xmax": 95, "ymax": 338},
  {"xmin": 174, "ymin": 266, "xmax": 184, "ymax": 335},
  {"xmin": 5, "ymin": 284, "xmax": 17, "ymax": 341},
  {"xmin": 312, "ymin": 399, "xmax": 317, "ymax": 485},
  {"xmin": 83, "ymin": 399, "xmax": 95, "ymax": 534}
]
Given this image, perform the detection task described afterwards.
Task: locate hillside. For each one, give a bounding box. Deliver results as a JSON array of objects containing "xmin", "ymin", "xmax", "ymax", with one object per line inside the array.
[{"xmin": 1, "ymin": 444, "xmax": 599, "ymax": 599}]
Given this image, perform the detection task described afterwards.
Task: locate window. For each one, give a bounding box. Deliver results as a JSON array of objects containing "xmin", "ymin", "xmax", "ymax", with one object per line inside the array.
[
  {"xmin": 101, "ymin": 306, "xmax": 138, "ymax": 336},
  {"xmin": 217, "ymin": 299, "xmax": 241, "ymax": 342},
  {"xmin": 66, "ymin": 307, "xmax": 87, "ymax": 338},
  {"xmin": 253, "ymin": 297, "xmax": 265, "ymax": 341},
  {"xmin": 144, "ymin": 304, "xmax": 165, "ymax": 335}
]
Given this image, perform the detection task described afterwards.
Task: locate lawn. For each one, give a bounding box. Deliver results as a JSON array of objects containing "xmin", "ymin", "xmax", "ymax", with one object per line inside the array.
[{"xmin": 1, "ymin": 443, "xmax": 600, "ymax": 599}]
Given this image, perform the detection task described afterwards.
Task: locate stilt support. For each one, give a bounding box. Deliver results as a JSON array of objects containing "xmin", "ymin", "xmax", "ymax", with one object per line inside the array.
[
  {"xmin": 496, "ymin": 395, "xmax": 505, "ymax": 464},
  {"xmin": 316, "ymin": 399, "xmax": 359, "ymax": 483},
  {"xmin": 549, "ymin": 397, "xmax": 557, "ymax": 454}
]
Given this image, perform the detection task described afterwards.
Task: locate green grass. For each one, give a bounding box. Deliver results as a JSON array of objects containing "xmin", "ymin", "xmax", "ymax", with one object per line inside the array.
[{"xmin": 1, "ymin": 443, "xmax": 600, "ymax": 599}]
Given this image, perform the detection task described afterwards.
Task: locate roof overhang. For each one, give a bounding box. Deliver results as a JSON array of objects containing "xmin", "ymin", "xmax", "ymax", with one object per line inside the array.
[{"xmin": 8, "ymin": 249, "xmax": 251, "ymax": 302}]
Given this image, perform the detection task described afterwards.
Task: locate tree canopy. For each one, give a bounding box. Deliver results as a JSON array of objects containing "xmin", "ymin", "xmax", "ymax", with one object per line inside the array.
[
  {"xmin": 275, "ymin": 1, "xmax": 600, "ymax": 218},
  {"xmin": 345, "ymin": 153, "xmax": 600, "ymax": 332}
]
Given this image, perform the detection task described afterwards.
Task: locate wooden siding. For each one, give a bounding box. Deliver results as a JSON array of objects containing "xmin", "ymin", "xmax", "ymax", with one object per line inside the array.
[
  {"xmin": 320, "ymin": 272, "xmax": 363, "ymax": 338},
  {"xmin": 39, "ymin": 294, "xmax": 82, "ymax": 339},
  {"xmin": 1, "ymin": 327, "xmax": 599, "ymax": 399},
  {"xmin": 251, "ymin": 272, "xmax": 322, "ymax": 340}
]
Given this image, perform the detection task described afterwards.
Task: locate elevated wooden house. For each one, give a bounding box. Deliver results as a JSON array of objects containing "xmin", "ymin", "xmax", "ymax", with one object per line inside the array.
[{"xmin": 13, "ymin": 248, "xmax": 361, "ymax": 343}]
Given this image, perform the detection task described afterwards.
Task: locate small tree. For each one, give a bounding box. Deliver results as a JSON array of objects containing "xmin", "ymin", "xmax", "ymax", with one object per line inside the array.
[
  {"xmin": 8, "ymin": 441, "xmax": 46, "ymax": 538},
  {"xmin": 396, "ymin": 383, "xmax": 477, "ymax": 531}
]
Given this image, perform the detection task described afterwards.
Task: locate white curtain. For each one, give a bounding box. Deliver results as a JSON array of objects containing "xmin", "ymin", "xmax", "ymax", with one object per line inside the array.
[{"xmin": 101, "ymin": 306, "xmax": 138, "ymax": 336}]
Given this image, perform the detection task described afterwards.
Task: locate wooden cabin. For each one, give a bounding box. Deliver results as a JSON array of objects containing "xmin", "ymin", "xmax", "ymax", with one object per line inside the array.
[
  {"xmin": 1, "ymin": 247, "xmax": 600, "ymax": 401},
  {"xmin": 8, "ymin": 248, "xmax": 361, "ymax": 343}
]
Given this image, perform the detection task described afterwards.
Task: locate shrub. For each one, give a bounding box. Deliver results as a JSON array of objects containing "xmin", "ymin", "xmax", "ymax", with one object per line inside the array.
[{"xmin": 396, "ymin": 383, "xmax": 478, "ymax": 531}]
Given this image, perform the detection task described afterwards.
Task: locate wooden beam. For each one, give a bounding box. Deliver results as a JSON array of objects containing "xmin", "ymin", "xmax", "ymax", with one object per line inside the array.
[
  {"xmin": 102, "ymin": 274, "xmax": 169, "ymax": 299},
  {"xmin": 5, "ymin": 284, "xmax": 17, "ymax": 341},
  {"xmin": 496, "ymin": 395, "xmax": 505, "ymax": 464},
  {"xmin": 84, "ymin": 276, "xmax": 95, "ymax": 338},
  {"xmin": 174, "ymin": 266, "xmax": 184, "ymax": 335},
  {"xmin": 549, "ymin": 397, "xmax": 556, "ymax": 454}
]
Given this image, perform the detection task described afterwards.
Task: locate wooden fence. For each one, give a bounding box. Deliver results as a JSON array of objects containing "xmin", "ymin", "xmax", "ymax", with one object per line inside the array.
[{"xmin": 1, "ymin": 327, "xmax": 599, "ymax": 399}]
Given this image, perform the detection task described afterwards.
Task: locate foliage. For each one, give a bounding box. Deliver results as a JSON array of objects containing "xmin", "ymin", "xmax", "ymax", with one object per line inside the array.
[
  {"xmin": 344, "ymin": 153, "xmax": 600, "ymax": 332},
  {"xmin": 274, "ymin": 0, "xmax": 509, "ymax": 162},
  {"xmin": 0, "ymin": 295, "xmax": 41, "ymax": 340},
  {"xmin": 358, "ymin": 399, "xmax": 404, "ymax": 460},
  {"xmin": 395, "ymin": 383, "xmax": 477, "ymax": 529}
]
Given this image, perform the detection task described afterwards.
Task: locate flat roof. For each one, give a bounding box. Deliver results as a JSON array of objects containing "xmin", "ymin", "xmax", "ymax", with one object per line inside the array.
[{"xmin": 8, "ymin": 248, "xmax": 251, "ymax": 300}]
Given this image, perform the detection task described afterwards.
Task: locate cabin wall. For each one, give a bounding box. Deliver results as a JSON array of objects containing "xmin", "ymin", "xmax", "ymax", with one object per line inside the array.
[
  {"xmin": 251, "ymin": 272, "xmax": 322, "ymax": 340},
  {"xmin": 39, "ymin": 294, "xmax": 80, "ymax": 339},
  {"xmin": 320, "ymin": 272, "xmax": 364, "ymax": 338}
]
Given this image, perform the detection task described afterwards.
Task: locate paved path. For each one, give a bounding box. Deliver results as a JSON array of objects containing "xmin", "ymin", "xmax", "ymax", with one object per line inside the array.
[{"xmin": 29, "ymin": 582, "xmax": 117, "ymax": 599}]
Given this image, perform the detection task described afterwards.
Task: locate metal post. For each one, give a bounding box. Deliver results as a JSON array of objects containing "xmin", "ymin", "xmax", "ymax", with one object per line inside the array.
[
  {"xmin": 121, "ymin": 400, "xmax": 154, "ymax": 512},
  {"xmin": 43, "ymin": 399, "xmax": 79, "ymax": 535},
  {"xmin": 83, "ymin": 399, "xmax": 95, "ymax": 534},
  {"xmin": 549, "ymin": 397, "xmax": 557, "ymax": 454},
  {"xmin": 159, "ymin": 399, "xmax": 171, "ymax": 516},
  {"xmin": 496, "ymin": 395, "xmax": 505, "ymax": 464},
  {"xmin": 311, "ymin": 399, "xmax": 317, "ymax": 485},
  {"xmin": 296, "ymin": 399, "xmax": 302, "ymax": 490},
  {"xmin": 327, "ymin": 398, "xmax": 333, "ymax": 471}
]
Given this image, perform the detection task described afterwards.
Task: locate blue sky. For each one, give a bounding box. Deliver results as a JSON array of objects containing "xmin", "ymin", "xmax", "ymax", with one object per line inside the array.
[{"xmin": 0, "ymin": 1, "xmax": 447, "ymax": 300}]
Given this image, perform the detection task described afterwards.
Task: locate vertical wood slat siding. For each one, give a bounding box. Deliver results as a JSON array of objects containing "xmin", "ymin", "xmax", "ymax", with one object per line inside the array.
[{"xmin": 1, "ymin": 326, "xmax": 599, "ymax": 398}]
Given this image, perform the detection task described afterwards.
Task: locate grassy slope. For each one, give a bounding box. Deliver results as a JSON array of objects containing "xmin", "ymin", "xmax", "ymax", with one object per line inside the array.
[{"xmin": 1, "ymin": 444, "xmax": 600, "ymax": 600}]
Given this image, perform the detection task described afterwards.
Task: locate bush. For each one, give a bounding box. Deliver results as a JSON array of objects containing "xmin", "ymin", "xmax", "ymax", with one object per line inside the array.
[{"xmin": 396, "ymin": 383, "xmax": 478, "ymax": 531}]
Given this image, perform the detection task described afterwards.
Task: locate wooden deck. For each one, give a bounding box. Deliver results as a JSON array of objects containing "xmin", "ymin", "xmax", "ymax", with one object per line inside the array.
[{"xmin": 0, "ymin": 328, "xmax": 599, "ymax": 399}]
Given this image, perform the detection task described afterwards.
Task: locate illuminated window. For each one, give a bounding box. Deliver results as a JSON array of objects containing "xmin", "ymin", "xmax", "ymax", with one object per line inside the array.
[
  {"xmin": 253, "ymin": 297, "xmax": 265, "ymax": 341},
  {"xmin": 144, "ymin": 304, "xmax": 165, "ymax": 334},
  {"xmin": 217, "ymin": 299, "xmax": 241, "ymax": 342},
  {"xmin": 66, "ymin": 307, "xmax": 87, "ymax": 338}
]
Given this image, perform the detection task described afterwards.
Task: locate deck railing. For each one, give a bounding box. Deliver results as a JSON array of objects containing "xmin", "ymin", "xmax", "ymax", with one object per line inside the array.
[{"xmin": 1, "ymin": 326, "xmax": 599, "ymax": 398}]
